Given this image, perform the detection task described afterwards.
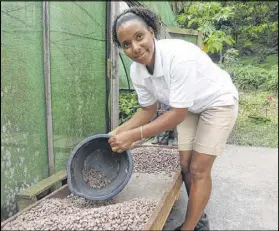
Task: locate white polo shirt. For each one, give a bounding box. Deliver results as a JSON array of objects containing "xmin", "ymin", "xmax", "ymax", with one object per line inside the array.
[{"xmin": 130, "ymin": 39, "xmax": 238, "ymax": 113}]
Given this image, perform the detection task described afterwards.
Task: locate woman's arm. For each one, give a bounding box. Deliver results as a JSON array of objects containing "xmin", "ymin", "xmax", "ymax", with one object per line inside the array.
[
  {"xmin": 110, "ymin": 103, "xmax": 157, "ymax": 135},
  {"xmin": 129, "ymin": 107, "xmax": 187, "ymax": 141},
  {"xmin": 108, "ymin": 107, "xmax": 187, "ymax": 153}
]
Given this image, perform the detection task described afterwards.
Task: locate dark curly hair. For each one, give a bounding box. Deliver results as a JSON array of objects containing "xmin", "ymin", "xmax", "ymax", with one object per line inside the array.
[{"xmin": 112, "ymin": 6, "xmax": 160, "ymax": 47}]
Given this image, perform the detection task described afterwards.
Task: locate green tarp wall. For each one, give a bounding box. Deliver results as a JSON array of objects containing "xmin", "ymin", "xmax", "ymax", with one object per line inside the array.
[
  {"xmin": 140, "ymin": 1, "xmax": 178, "ymax": 27},
  {"xmin": 1, "ymin": 1, "xmax": 107, "ymax": 220}
]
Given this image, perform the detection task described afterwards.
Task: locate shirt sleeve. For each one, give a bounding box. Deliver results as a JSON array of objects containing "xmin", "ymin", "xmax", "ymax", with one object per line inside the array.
[
  {"xmin": 131, "ymin": 81, "xmax": 157, "ymax": 107},
  {"xmin": 169, "ymin": 60, "xmax": 196, "ymax": 108}
]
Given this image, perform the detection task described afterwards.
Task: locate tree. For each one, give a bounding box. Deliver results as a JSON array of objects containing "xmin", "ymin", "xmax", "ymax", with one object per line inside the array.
[
  {"xmin": 176, "ymin": 2, "xmax": 235, "ymax": 62},
  {"xmin": 224, "ymin": 2, "xmax": 278, "ymax": 56},
  {"xmin": 174, "ymin": 1, "xmax": 278, "ymax": 61}
]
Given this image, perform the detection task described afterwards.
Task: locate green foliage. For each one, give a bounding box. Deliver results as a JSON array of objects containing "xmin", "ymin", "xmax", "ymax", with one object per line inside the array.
[
  {"xmin": 223, "ymin": 48, "xmax": 240, "ymax": 67},
  {"xmin": 228, "ymin": 119, "xmax": 278, "ymax": 148},
  {"xmin": 175, "ymin": 2, "xmax": 278, "ymax": 58},
  {"xmin": 239, "ymin": 92, "xmax": 277, "ymax": 122},
  {"xmin": 227, "ymin": 65, "xmax": 278, "ymax": 91},
  {"xmin": 204, "ymin": 30, "xmax": 234, "ymax": 53},
  {"xmin": 228, "ymin": 91, "xmax": 278, "ymax": 148},
  {"xmin": 232, "ymin": 65, "xmax": 268, "ymax": 90},
  {"xmin": 218, "ymin": 51, "xmax": 278, "ymax": 92},
  {"xmin": 119, "ymin": 91, "xmax": 140, "ymax": 124},
  {"xmin": 262, "ymin": 65, "xmax": 278, "ymax": 91},
  {"xmin": 176, "ymin": 2, "xmax": 235, "ymax": 54},
  {"xmin": 225, "ymin": 2, "xmax": 278, "ymax": 47},
  {"xmin": 217, "ymin": 48, "xmax": 240, "ymax": 81},
  {"xmin": 259, "ymin": 55, "xmax": 279, "ymax": 69},
  {"xmin": 235, "ymin": 54, "xmax": 278, "ymax": 70},
  {"xmin": 172, "ymin": 2, "xmax": 278, "ymax": 148}
]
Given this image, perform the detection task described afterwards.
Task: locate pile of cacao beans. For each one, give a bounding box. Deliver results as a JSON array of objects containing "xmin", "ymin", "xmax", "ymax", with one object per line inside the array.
[{"xmin": 2, "ymin": 146, "xmax": 180, "ymax": 230}]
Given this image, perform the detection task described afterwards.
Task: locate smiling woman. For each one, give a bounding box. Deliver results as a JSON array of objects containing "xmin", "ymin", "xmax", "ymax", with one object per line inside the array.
[
  {"xmin": 108, "ymin": 6, "xmax": 239, "ymax": 231},
  {"xmin": 113, "ymin": 9, "xmax": 159, "ymax": 73},
  {"xmin": 117, "ymin": 21, "xmax": 155, "ymax": 74}
]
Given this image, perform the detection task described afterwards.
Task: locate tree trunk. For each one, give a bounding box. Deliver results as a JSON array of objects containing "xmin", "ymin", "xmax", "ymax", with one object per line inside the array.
[
  {"xmin": 219, "ymin": 49, "xmax": 224, "ymax": 63},
  {"xmin": 169, "ymin": 1, "xmax": 185, "ymax": 15}
]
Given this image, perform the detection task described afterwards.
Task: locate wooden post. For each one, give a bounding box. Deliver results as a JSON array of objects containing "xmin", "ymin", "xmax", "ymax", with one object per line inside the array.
[
  {"xmin": 166, "ymin": 26, "xmax": 203, "ymax": 48},
  {"xmin": 197, "ymin": 31, "xmax": 203, "ymax": 48},
  {"xmin": 110, "ymin": 2, "xmax": 120, "ymax": 130},
  {"xmin": 42, "ymin": 1, "xmax": 54, "ymax": 176},
  {"xmin": 167, "ymin": 26, "xmax": 199, "ymax": 36},
  {"xmin": 159, "ymin": 22, "xmax": 166, "ymax": 39}
]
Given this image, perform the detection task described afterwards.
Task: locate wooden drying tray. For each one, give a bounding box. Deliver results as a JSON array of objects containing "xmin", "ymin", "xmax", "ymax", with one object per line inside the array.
[{"xmin": 1, "ymin": 145, "xmax": 183, "ymax": 231}]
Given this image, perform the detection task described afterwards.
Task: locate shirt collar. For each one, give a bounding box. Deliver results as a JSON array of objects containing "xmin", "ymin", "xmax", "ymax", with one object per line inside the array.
[{"xmin": 137, "ymin": 39, "xmax": 164, "ymax": 79}]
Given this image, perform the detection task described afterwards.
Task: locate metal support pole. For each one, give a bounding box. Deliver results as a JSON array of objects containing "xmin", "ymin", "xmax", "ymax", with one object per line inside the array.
[
  {"xmin": 43, "ymin": 1, "xmax": 54, "ymax": 176},
  {"xmin": 105, "ymin": 1, "xmax": 111, "ymax": 132},
  {"xmin": 110, "ymin": 1, "xmax": 120, "ymax": 130}
]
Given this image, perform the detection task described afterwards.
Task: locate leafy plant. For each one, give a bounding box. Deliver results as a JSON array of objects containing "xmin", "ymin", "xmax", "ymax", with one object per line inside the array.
[
  {"xmin": 262, "ymin": 65, "xmax": 278, "ymax": 91},
  {"xmin": 228, "ymin": 91, "xmax": 278, "ymax": 147},
  {"xmin": 238, "ymin": 92, "xmax": 277, "ymax": 127},
  {"xmin": 176, "ymin": 2, "xmax": 235, "ymax": 59},
  {"xmin": 223, "ymin": 48, "xmax": 240, "ymax": 67},
  {"xmin": 232, "ymin": 65, "xmax": 267, "ymax": 90},
  {"xmin": 232, "ymin": 65, "xmax": 278, "ymax": 91},
  {"xmin": 204, "ymin": 30, "xmax": 234, "ymax": 55},
  {"xmin": 119, "ymin": 91, "xmax": 140, "ymax": 124},
  {"xmin": 175, "ymin": 2, "xmax": 278, "ymax": 59}
]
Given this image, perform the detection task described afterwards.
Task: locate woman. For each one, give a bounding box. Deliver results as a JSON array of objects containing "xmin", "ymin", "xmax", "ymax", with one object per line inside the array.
[{"xmin": 108, "ymin": 6, "xmax": 238, "ymax": 231}]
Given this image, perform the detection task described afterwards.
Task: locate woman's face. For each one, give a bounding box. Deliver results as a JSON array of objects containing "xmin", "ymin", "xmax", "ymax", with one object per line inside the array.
[{"xmin": 117, "ymin": 19, "xmax": 155, "ymax": 66}]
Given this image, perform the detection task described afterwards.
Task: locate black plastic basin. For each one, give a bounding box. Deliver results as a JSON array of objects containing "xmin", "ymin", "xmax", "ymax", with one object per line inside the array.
[{"xmin": 67, "ymin": 134, "xmax": 133, "ymax": 200}]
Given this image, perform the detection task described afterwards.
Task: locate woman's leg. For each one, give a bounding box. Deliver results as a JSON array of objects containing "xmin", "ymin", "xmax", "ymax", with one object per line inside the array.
[
  {"xmin": 178, "ymin": 100, "xmax": 238, "ymax": 230},
  {"xmin": 178, "ymin": 111, "xmax": 206, "ymax": 230},
  {"xmin": 181, "ymin": 151, "xmax": 216, "ymax": 230},
  {"xmin": 177, "ymin": 111, "xmax": 199, "ymax": 197},
  {"xmin": 181, "ymin": 100, "xmax": 239, "ymax": 230},
  {"xmin": 180, "ymin": 150, "xmax": 193, "ymax": 196}
]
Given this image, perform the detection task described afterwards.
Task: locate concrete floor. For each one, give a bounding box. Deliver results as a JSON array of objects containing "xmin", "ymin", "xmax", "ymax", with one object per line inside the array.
[{"xmin": 163, "ymin": 145, "xmax": 278, "ymax": 230}]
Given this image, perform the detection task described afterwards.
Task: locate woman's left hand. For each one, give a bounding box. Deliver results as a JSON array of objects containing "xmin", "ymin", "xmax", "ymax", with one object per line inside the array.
[{"xmin": 108, "ymin": 130, "xmax": 137, "ymax": 153}]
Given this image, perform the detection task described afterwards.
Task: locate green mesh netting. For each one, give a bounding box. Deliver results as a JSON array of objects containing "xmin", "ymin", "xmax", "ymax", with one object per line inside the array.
[
  {"xmin": 49, "ymin": 2, "xmax": 107, "ymax": 172},
  {"xmin": 1, "ymin": 2, "xmax": 48, "ymax": 220},
  {"xmin": 140, "ymin": 1, "xmax": 178, "ymax": 27},
  {"xmin": 119, "ymin": 50, "xmax": 134, "ymax": 90},
  {"xmin": 1, "ymin": 2, "xmax": 107, "ymax": 220}
]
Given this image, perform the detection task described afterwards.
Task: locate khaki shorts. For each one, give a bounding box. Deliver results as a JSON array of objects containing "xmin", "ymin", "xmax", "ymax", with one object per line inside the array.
[{"xmin": 177, "ymin": 100, "xmax": 238, "ymax": 155}]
